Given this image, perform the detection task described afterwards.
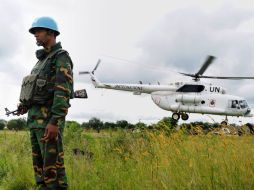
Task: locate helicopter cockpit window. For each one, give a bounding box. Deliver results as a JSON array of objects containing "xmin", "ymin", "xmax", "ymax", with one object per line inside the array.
[
  {"xmin": 239, "ymin": 100, "xmax": 248, "ymax": 109},
  {"xmin": 231, "ymin": 100, "xmax": 248, "ymax": 109},
  {"xmin": 231, "ymin": 100, "xmax": 238, "ymax": 108},
  {"xmin": 176, "ymin": 84, "xmax": 205, "ymax": 93}
]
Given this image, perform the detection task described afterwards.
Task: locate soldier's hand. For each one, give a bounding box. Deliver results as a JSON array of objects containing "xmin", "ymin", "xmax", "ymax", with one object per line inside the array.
[
  {"xmin": 41, "ymin": 123, "xmax": 59, "ymax": 142},
  {"xmin": 17, "ymin": 103, "xmax": 28, "ymax": 115}
]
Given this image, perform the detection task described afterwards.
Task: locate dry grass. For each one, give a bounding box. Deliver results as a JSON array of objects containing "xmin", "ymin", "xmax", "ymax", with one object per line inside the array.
[{"xmin": 0, "ymin": 128, "xmax": 254, "ymax": 189}]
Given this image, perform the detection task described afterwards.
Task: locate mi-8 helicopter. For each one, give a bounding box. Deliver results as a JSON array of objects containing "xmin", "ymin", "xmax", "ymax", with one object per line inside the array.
[{"xmin": 80, "ymin": 56, "xmax": 254, "ymax": 124}]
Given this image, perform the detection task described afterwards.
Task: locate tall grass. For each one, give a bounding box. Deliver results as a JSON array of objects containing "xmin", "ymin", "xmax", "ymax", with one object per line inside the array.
[{"xmin": 0, "ymin": 128, "xmax": 254, "ymax": 189}]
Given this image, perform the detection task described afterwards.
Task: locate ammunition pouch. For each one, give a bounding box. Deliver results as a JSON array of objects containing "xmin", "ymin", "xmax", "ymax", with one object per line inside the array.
[
  {"xmin": 19, "ymin": 74, "xmax": 51, "ymax": 106},
  {"xmin": 20, "ymin": 74, "xmax": 38, "ymax": 105}
]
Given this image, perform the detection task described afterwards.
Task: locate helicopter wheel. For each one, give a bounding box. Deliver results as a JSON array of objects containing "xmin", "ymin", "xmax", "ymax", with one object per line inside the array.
[
  {"xmin": 181, "ymin": 113, "xmax": 189, "ymax": 121},
  {"xmin": 221, "ymin": 121, "xmax": 228, "ymax": 125},
  {"xmin": 221, "ymin": 116, "xmax": 228, "ymax": 125},
  {"xmin": 172, "ymin": 113, "xmax": 180, "ymax": 121}
]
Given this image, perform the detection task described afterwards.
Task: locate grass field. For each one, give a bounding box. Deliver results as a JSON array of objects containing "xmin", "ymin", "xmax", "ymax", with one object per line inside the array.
[{"xmin": 0, "ymin": 127, "xmax": 254, "ymax": 190}]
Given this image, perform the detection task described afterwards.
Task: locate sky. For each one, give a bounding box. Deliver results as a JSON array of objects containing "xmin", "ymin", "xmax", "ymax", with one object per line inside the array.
[{"xmin": 1, "ymin": 0, "xmax": 254, "ymax": 124}]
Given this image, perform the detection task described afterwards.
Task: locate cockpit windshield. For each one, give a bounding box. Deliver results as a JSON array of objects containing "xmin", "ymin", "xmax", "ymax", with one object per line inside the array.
[
  {"xmin": 230, "ymin": 100, "xmax": 248, "ymax": 109},
  {"xmin": 239, "ymin": 100, "xmax": 248, "ymax": 109}
]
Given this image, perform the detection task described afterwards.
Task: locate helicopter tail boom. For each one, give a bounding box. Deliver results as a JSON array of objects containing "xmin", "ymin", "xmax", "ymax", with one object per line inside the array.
[{"xmin": 90, "ymin": 74, "xmax": 105, "ymax": 88}]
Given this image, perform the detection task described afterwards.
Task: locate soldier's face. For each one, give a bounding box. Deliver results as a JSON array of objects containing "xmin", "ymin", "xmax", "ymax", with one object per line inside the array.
[{"xmin": 34, "ymin": 29, "xmax": 51, "ymax": 47}]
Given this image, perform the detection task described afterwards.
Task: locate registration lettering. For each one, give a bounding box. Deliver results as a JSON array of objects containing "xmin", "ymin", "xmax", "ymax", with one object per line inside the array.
[{"xmin": 115, "ymin": 85, "xmax": 142, "ymax": 91}]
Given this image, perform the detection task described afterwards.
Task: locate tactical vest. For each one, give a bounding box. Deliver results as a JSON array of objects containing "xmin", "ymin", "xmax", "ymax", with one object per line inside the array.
[{"xmin": 19, "ymin": 49, "xmax": 73, "ymax": 106}]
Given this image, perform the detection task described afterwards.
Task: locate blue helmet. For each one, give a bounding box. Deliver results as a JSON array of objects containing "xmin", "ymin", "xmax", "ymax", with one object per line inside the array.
[{"xmin": 29, "ymin": 17, "xmax": 60, "ymax": 36}]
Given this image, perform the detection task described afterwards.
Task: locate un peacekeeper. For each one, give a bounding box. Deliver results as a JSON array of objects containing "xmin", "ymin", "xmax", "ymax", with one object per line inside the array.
[{"xmin": 17, "ymin": 17, "xmax": 73, "ymax": 190}]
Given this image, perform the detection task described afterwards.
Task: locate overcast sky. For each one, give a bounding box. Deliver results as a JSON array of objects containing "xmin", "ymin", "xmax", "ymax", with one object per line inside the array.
[{"xmin": 1, "ymin": 0, "xmax": 254, "ymax": 124}]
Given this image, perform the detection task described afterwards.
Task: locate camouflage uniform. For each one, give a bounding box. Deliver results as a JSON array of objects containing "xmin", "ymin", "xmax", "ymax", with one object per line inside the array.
[{"xmin": 26, "ymin": 42, "xmax": 73, "ymax": 190}]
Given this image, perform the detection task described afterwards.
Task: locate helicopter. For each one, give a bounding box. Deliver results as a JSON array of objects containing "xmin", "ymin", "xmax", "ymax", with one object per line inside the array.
[{"xmin": 80, "ymin": 56, "xmax": 254, "ymax": 125}]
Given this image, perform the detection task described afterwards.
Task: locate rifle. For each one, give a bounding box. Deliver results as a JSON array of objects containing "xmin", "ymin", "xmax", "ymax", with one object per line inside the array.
[
  {"xmin": 5, "ymin": 89, "xmax": 88, "ymax": 117},
  {"xmin": 74, "ymin": 89, "xmax": 88, "ymax": 99},
  {"xmin": 5, "ymin": 108, "xmax": 19, "ymax": 117}
]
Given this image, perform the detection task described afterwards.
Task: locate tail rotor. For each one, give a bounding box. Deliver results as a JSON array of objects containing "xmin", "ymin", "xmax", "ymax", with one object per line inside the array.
[
  {"xmin": 79, "ymin": 59, "xmax": 102, "ymax": 88},
  {"xmin": 79, "ymin": 59, "xmax": 101, "ymax": 75}
]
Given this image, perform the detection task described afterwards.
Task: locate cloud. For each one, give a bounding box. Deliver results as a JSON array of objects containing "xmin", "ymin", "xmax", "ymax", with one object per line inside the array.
[
  {"xmin": 0, "ymin": 1, "xmax": 27, "ymax": 82},
  {"xmin": 138, "ymin": 5, "xmax": 254, "ymax": 76},
  {"xmin": 0, "ymin": 2, "xmax": 22, "ymax": 57},
  {"xmin": 93, "ymin": 4, "xmax": 254, "ymax": 88}
]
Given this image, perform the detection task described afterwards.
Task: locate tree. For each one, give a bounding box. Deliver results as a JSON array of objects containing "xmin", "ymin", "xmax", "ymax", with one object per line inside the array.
[
  {"xmin": 81, "ymin": 122, "xmax": 89, "ymax": 129},
  {"xmin": 134, "ymin": 122, "xmax": 147, "ymax": 129},
  {"xmin": 0, "ymin": 119, "xmax": 6, "ymax": 130},
  {"xmin": 153, "ymin": 117, "xmax": 178, "ymax": 133},
  {"xmin": 88, "ymin": 117, "xmax": 103, "ymax": 133},
  {"xmin": 103, "ymin": 122, "xmax": 116, "ymax": 129},
  {"xmin": 7, "ymin": 118, "xmax": 27, "ymax": 131},
  {"xmin": 116, "ymin": 120, "xmax": 130, "ymax": 129}
]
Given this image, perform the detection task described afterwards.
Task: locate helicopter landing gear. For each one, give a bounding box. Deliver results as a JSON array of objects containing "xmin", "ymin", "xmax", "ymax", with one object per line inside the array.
[
  {"xmin": 172, "ymin": 112, "xmax": 189, "ymax": 121},
  {"xmin": 181, "ymin": 113, "xmax": 189, "ymax": 121},
  {"xmin": 221, "ymin": 120, "xmax": 228, "ymax": 125},
  {"xmin": 172, "ymin": 112, "xmax": 180, "ymax": 121},
  {"xmin": 221, "ymin": 116, "xmax": 228, "ymax": 125}
]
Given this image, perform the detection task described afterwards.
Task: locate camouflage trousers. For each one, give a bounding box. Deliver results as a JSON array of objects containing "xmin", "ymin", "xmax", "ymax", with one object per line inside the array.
[{"xmin": 30, "ymin": 128, "xmax": 68, "ymax": 190}]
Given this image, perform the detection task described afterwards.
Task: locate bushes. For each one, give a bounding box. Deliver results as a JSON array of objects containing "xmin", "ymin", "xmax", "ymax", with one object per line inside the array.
[
  {"xmin": 6, "ymin": 118, "xmax": 26, "ymax": 131},
  {"xmin": 64, "ymin": 120, "xmax": 83, "ymax": 144},
  {"xmin": 0, "ymin": 120, "xmax": 6, "ymax": 130}
]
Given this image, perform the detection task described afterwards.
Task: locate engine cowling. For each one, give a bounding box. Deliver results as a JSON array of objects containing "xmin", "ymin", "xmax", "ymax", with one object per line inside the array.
[{"xmin": 175, "ymin": 94, "xmax": 202, "ymax": 104}]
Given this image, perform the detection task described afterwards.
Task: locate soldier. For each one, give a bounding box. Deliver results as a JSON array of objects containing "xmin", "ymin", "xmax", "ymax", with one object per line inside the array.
[{"xmin": 18, "ymin": 16, "xmax": 73, "ymax": 190}]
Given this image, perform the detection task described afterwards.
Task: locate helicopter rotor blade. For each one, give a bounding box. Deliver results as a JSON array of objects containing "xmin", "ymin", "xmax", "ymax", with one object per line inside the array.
[
  {"xmin": 79, "ymin": 71, "xmax": 90, "ymax": 75},
  {"xmin": 179, "ymin": 55, "xmax": 216, "ymax": 81},
  {"xmin": 199, "ymin": 76, "xmax": 254, "ymax": 80},
  {"xmin": 179, "ymin": 72, "xmax": 195, "ymax": 77},
  {"xmin": 179, "ymin": 72, "xmax": 254, "ymax": 80},
  {"xmin": 92, "ymin": 59, "xmax": 101, "ymax": 74},
  {"xmin": 195, "ymin": 55, "xmax": 216, "ymax": 76}
]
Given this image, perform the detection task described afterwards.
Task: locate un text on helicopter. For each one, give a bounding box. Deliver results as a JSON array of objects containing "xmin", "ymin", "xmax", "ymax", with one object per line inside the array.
[{"xmin": 80, "ymin": 56, "xmax": 254, "ymax": 125}]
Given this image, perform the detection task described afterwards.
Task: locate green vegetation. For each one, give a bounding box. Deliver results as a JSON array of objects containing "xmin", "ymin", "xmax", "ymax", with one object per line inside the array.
[
  {"xmin": 6, "ymin": 118, "xmax": 26, "ymax": 131},
  {"xmin": 0, "ymin": 120, "xmax": 6, "ymax": 130},
  {"xmin": 0, "ymin": 118, "xmax": 254, "ymax": 189}
]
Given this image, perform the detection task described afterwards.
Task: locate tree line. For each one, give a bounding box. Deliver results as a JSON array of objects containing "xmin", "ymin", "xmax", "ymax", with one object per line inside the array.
[
  {"xmin": 1, "ymin": 117, "xmax": 253, "ymax": 136},
  {"xmin": 0, "ymin": 116, "xmax": 225, "ymax": 132},
  {"xmin": 0, "ymin": 117, "xmax": 178, "ymax": 131}
]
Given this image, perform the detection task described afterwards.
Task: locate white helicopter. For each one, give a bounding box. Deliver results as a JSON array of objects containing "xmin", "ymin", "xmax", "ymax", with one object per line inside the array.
[{"xmin": 80, "ymin": 56, "xmax": 254, "ymax": 124}]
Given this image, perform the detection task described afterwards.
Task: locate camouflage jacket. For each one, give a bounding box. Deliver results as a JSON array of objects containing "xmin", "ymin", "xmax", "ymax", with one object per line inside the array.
[{"xmin": 27, "ymin": 42, "xmax": 73, "ymax": 128}]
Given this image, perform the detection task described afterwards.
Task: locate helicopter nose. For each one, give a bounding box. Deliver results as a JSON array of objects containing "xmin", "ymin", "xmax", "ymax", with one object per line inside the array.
[{"xmin": 245, "ymin": 108, "xmax": 253, "ymax": 117}]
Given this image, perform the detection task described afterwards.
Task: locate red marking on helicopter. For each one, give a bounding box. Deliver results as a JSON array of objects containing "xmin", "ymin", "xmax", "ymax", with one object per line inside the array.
[{"xmin": 209, "ymin": 99, "xmax": 216, "ymax": 107}]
